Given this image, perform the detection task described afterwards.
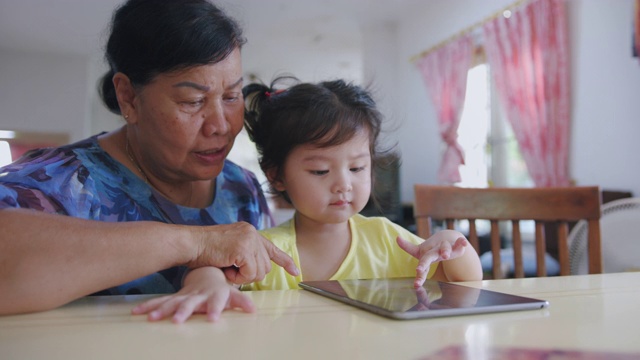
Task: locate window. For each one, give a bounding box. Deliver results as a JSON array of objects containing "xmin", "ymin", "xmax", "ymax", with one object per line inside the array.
[
  {"xmin": 456, "ymin": 62, "xmax": 533, "ymax": 188},
  {"xmin": 455, "ymin": 60, "xmax": 535, "ymax": 244},
  {"xmin": 0, "ymin": 141, "xmax": 11, "ymax": 167},
  {"xmin": 456, "ymin": 64, "xmax": 490, "ymax": 188}
]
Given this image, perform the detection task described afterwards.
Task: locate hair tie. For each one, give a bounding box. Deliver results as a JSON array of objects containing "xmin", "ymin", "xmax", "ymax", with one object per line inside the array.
[{"xmin": 265, "ymin": 89, "xmax": 286, "ymax": 98}]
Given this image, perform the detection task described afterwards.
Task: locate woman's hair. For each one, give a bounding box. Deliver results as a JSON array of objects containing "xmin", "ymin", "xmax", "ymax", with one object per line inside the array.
[
  {"xmin": 99, "ymin": 0, "xmax": 246, "ymax": 114},
  {"xmin": 244, "ymin": 76, "xmax": 394, "ymax": 202}
]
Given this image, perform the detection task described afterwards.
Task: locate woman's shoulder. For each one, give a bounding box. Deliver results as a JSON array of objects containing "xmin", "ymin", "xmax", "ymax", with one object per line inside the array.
[
  {"xmin": 217, "ymin": 160, "xmax": 265, "ymax": 198},
  {"xmin": 0, "ymin": 134, "xmax": 130, "ymax": 217},
  {"xmin": 2, "ymin": 135, "xmax": 103, "ymax": 179},
  {"xmin": 220, "ymin": 160, "xmax": 260, "ymax": 184}
]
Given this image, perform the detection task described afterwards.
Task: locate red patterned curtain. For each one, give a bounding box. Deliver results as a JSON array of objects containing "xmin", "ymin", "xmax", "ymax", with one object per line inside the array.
[
  {"xmin": 482, "ymin": 0, "xmax": 571, "ymax": 187},
  {"xmin": 415, "ymin": 35, "xmax": 474, "ymax": 184}
]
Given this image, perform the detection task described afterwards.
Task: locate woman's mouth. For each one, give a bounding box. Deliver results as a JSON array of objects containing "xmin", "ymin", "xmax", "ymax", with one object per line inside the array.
[{"xmin": 194, "ymin": 147, "xmax": 226, "ymax": 164}]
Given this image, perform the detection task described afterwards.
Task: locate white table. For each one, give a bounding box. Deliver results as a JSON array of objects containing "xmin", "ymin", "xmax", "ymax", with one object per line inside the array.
[{"xmin": 2, "ymin": 272, "xmax": 640, "ymax": 359}]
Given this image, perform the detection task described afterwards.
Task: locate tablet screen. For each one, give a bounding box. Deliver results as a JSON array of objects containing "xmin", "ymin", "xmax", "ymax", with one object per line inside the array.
[{"xmin": 299, "ymin": 278, "xmax": 548, "ymax": 320}]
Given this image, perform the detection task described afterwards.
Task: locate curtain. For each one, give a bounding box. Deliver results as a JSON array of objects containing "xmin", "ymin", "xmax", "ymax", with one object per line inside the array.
[
  {"xmin": 416, "ymin": 35, "xmax": 474, "ymax": 184},
  {"xmin": 635, "ymin": 0, "xmax": 640, "ymax": 61},
  {"xmin": 482, "ymin": 0, "xmax": 571, "ymax": 187}
]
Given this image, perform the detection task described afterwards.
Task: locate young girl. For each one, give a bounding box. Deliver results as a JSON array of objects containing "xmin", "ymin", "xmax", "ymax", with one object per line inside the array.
[
  {"xmin": 240, "ymin": 77, "xmax": 482, "ymax": 291},
  {"xmin": 133, "ymin": 78, "xmax": 482, "ymax": 323}
]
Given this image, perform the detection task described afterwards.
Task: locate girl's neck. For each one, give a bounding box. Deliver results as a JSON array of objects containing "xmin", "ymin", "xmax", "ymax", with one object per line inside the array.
[
  {"xmin": 293, "ymin": 212, "xmax": 350, "ymax": 245},
  {"xmin": 294, "ymin": 213, "xmax": 352, "ymax": 281}
]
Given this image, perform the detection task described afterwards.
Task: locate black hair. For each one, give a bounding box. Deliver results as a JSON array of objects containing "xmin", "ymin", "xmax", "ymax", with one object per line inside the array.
[
  {"xmin": 244, "ymin": 76, "xmax": 395, "ymax": 206},
  {"xmin": 98, "ymin": 0, "xmax": 246, "ymax": 114}
]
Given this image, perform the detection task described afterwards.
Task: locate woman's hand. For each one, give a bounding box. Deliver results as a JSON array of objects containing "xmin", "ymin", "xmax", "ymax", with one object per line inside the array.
[
  {"xmin": 131, "ymin": 267, "xmax": 253, "ymax": 323},
  {"xmin": 186, "ymin": 222, "xmax": 299, "ymax": 285},
  {"xmin": 397, "ymin": 229, "xmax": 480, "ymax": 287}
]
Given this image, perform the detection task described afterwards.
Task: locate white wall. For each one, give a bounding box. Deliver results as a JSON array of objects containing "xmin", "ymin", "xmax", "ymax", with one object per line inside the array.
[
  {"xmin": 568, "ymin": 0, "xmax": 640, "ymax": 197},
  {"xmin": 0, "ymin": 50, "xmax": 91, "ymax": 142},
  {"xmin": 88, "ymin": 54, "xmax": 124, "ymax": 135},
  {"xmin": 1, "ymin": 0, "xmax": 639, "ymax": 204},
  {"xmin": 361, "ymin": 21, "xmax": 402, "ymax": 152}
]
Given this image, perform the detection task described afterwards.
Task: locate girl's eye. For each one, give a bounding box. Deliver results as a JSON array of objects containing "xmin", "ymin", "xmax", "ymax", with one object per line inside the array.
[
  {"xmin": 310, "ymin": 170, "xmax": 328, "ymax": 176},
  {"xmin": 350, "ymin": 166, "xmax": 366, "ymax": 173}
]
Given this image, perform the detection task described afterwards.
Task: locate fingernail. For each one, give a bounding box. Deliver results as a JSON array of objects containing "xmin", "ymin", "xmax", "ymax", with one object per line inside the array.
[
  {"xmin": 173, "ymin": 312, "xmax": 187, "ymax": 324},
  {"xmin": 149, "ymin": 311, "xmax": 161, "ymax": 320}
]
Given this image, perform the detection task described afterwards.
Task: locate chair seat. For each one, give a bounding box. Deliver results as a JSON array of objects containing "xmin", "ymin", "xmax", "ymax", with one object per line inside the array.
[{"xmin": 479, "ymin": 248, "xmax": 560, "ymax": 277}]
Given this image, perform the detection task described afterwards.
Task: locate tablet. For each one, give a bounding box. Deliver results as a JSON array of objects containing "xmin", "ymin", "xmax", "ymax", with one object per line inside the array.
[{"xmin": 298, "ymin": 278, "xmax": 549, "ymax": 320}]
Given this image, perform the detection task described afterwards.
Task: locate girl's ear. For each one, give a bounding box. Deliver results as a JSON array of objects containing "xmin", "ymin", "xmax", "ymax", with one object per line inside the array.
[
  {"xmin": 265, "ymin": 168, "xmax": 286, "ymax": 192},
  {"xmin": 112, "ymin": 72, "xmax": 138, "ymax": 124}
]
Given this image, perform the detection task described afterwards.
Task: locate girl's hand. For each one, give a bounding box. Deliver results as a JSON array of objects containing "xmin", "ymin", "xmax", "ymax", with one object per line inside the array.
[
  {"xmin": 396, "ymin": 230, "xmax": 470, "ymax": 287},
  {"xmin": 131, "ymin": 267, "xmax": 255, "ymax": 323}
]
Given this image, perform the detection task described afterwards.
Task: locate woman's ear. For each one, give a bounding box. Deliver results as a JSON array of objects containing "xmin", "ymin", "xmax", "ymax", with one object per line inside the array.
[{"xmin": 112, "ymin": 72, "xmax": 137, "ymax": 124}]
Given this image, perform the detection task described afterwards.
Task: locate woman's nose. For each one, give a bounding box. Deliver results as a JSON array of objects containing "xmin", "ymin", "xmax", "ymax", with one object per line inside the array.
[{"xmin": 201, "ymin": 102, "xmax": 229, "ymax": 136}]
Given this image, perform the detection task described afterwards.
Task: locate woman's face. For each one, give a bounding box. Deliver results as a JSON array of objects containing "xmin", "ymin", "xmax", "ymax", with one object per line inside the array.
[{"xmin": 130, "ymin": 48, "xmax": 244, "ymax": 183}]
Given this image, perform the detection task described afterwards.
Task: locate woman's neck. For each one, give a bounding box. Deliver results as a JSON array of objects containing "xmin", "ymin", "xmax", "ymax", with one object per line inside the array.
[{"xmin": 98, "ymin": 127, "xmax": 215, "ymax": 208}]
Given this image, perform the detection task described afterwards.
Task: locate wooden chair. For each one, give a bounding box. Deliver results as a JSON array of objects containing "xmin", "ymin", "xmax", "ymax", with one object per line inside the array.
[{"xmin": 413, "ymin": 185, "xmax": 603, "ymax": 279}]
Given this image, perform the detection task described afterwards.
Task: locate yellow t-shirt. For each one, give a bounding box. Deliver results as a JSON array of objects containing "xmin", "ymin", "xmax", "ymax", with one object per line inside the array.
[{"xmin": 243, "ymin": 213, "xmax": 438, "ymax": 290}]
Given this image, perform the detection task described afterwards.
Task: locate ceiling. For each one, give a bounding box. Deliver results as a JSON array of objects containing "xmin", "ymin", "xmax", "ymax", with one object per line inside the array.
[
  {"xmin": 0, "ymin": 0, "xmax": 424, "ymax": 57},
  {"xmin": 0, "ymin": 0, "xmax": 430, "ymax": 84}
]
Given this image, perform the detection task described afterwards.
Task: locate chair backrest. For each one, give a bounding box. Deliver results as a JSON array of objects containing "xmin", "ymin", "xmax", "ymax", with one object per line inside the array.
[
  {"xmin": 569, "ymin": 197, "xmax": 640, "ymax": 274},
  {"xmin": 413, "ymin": 185, "xmax": 603, "ymax": 279}
]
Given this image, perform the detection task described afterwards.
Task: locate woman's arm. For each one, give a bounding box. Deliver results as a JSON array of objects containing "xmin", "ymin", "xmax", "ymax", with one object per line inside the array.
[{"xmin": 0, "ymin": 208, "xmax": 297, "ymax": 315}]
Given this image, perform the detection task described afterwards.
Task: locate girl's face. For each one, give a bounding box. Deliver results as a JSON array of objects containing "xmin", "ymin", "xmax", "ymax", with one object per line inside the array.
[
  {"xmin": 129, "ymin": 48, "xmax": 244, "ymax": 183},
  {"xmin": 274, "ymin": 129, "xmax": 372, "ymax": 226}
]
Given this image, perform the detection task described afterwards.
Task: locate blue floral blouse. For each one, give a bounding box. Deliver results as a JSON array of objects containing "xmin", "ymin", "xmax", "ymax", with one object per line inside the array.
[{"xmin": 0, "ymin": 134, "xmax": 274, "ymax": 295}]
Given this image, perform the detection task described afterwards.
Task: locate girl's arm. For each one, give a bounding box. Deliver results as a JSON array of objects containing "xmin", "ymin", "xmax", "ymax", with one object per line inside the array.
[{"xmin": 131, "ymin": 266, "xmax": 254, "ymax": 323}]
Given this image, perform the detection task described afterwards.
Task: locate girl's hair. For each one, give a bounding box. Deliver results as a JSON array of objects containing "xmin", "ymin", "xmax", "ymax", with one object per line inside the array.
[
  {"xmin": 244, "ymin": 76, "xmax": 394, "ymax": 202},
  {"xmin": 98, "ymin": 0, "xmax": 246, "ymax": 114}
]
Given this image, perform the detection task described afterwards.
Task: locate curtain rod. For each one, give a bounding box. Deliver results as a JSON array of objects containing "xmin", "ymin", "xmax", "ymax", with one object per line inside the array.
[{"xmin": 409, "ymin": 0, "xmax": 529, "ymax": 63}]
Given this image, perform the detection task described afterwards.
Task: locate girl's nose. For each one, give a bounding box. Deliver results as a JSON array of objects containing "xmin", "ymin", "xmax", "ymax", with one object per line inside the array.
[{"xmin": 332, "ymin": 172, "xmax": 353, "ymax": 193}]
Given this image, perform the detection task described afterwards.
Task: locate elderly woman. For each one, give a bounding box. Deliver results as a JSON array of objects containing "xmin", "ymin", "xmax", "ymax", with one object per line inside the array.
[{"xmin": 0, "ymin": 0, "xmax": 297, "ymax": 322}]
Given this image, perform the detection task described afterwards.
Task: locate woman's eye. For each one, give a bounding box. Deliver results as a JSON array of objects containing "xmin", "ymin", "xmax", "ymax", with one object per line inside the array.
[
  {"xmin": 224, "ymin": 94, "xmax": 242, "ymax": 103},
  {"xmin": 182, "ymin": 99, "xmax": 204, "ymax": 107}
]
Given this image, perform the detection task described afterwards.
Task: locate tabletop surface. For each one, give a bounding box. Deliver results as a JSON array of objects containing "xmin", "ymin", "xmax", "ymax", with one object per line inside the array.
[{"xmin": 2, "ymin": 272, "xmax": 640, "ymax": 360}]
